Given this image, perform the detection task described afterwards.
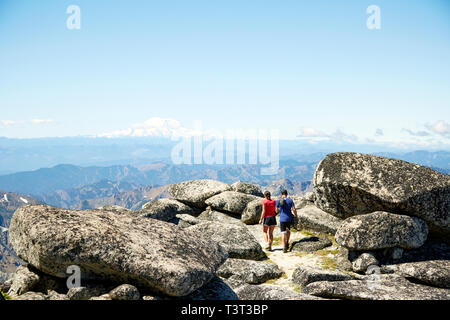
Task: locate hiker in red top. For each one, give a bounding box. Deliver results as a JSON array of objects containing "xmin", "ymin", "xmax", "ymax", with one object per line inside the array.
[{"xmin": 259, "ymin": 191, "xmax": 277, "ymax": 251}]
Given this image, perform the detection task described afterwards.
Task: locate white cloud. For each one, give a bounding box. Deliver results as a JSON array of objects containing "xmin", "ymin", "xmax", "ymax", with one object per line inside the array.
[
  {"xmin": 31, "ymin": 119, "xmax": 54, "ymax": 124},
  {"xmin": 402, "ymin": 128, "xmax": 431, "ymax": 137},
  {"xmin": 98, "ymin": 117, "xmax": 199, "ymax": 138},
  {"xmin": 0, "ymin": 120, "xmax": 22, "ymax": 127},
  {"xmin": 296, "ymin": 127, "xmax": 359, "ymax": 143},
  {"xmin": 426, "ymin": 120, "xmax": 450, "ymax": 136},
  {"xmin": 296, "ymin": 127, "xmax": 328, "ymax": 138}
]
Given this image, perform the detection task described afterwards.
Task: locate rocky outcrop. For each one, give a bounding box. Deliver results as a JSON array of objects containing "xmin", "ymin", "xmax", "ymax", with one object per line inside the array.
[
  {"xmin": 197, "ymin": 207, "xmax": 243, "ymax": 225},
  {"xmin": 9, "ymin": 205, "xmax": 228, "ymax": 297},
  {"xmin": 295, "ymin": 204, "xmax": 342, "ymax": 234},
  {"xmin": 291, "ymin": 237, "xmax": 332, "ymax": 253},
  {"xmin": 138, "ymin": 198, "xmax": 199, "ymax": 222},
  {"xmin": 235, "ymin": 284, "xmax": 323, "ymax": 300},
  {"xmin": 241, "ymin": 199, "xmax": 263, "ymax": 225},
  {"xmin": 335, "ymin": 211, "xmax": 428, "ymax": 250},
  {"xmin": 187, "ymin": 222, "xmax": 266, "ymax": 260},
  {"xmin": 217, "ymin": 258, "xmax": 283, "ymax": 285},
  {"xmin": 303, "ymin": 275, "xmax": 450, "ymax": 300},
  {"xmin": 168, "ymin": 179, "xmax": 231, "ymax": 208},
  {"xmin": 382, "ymin": 260, "xmax": 450, "ymax": 289},
  {"xmin": 291, "ymin": 266, "xmax": 354, "ymax": 287},
  {"xmin": 205, "ymin": 191, "xmax": 261, "ymax": 215},
  {"xmin": 313, "ymin": 152, "xmax": 450, "ymax": 236},
  {"xmin": 231, "ymin": 182, "xmax": 264, "ymax": 197}
]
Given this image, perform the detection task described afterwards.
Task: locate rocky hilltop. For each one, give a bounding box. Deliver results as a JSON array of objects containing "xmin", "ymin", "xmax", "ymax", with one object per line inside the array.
[{"xmin": 1, "ymin": 152, "xmax": 449, "ymax": 300}]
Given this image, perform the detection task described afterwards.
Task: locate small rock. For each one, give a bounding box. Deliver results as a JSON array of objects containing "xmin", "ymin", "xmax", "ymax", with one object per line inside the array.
[
  {"xmin": 89, "ymin": 294, "xmax": 113, "ymax": 300},
  {"xmin": 67, "ymin": 286, "xmax": 107, "ymax": 300},
  {"xmin": 352, "ymin": 252, "xmax": 379, "ymax": 273},
  {"xmin": 235, "ymin": 284, "xmax": 323, "ymax": 300},
  {"xmin": 291, "ymin": 237, "xmax": 332, "ymax": 252},
  {"xmin": 7, "ymin": 265, "xmax": 40, "ymax": 297},
  {"xmin": 292, "ymin": 266, "xmax": 354, "ymax": 287},
  {"xmin": 184, "ymin": 276, "xmax": 239, "ymax": 300},
  {"xmin": 109, "ymin": 284, "xmax": 140, "ymax": 300},
  {"xmin": 217, "ymin": 258, "xmax": 283, "ymax": 284},
  {"xmin": 15, "ymin": 291, "xmax": 47, "ymax": 300}
]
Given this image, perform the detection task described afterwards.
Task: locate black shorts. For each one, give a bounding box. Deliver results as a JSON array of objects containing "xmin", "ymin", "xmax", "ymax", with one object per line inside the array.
[
  {"xmin": 280, "ymin": 222, "xmax": 291, "ymax": 233},
  {"xmin": 262, "ymin": 216, "xmax": 277, "ymax": 226}
]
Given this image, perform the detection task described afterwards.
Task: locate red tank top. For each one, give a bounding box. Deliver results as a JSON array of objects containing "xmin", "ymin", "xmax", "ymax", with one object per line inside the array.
[{"xmin": 262, "ymin": 199, "xmax": 276, "ymax": 217}]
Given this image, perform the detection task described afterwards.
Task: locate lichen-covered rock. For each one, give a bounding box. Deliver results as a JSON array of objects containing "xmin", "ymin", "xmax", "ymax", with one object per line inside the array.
[
  {"xmin": 7, "ymin": 265, "xmax": 40, "ymax": 297},
  {"xmin": 197, "ymin": 207, "xmax": 243, "ymax": 225},
  {"xmin": 335, "ymin": 211, "xmax": 428, "ymax": 250},
  {"xmin": 9, "ymin": 205, "xmax": 228, "ymax": 297},
  {"xmin": 303, "ymin": 275, "xmax": 450, "ymax": 300},
  {"xmin": 313, "ymin": 152, "xmax": 450, "ymax": 236},
  {"xmin": 47, "ymin": 290, "xmax": 69, "ymax": 300},
  {"xmin": 295, "ymin": 204, "xmax": 342, "ymax": 234},
  {"xmin": 109, "ymin": 284, "xmax": 140, "ymax": 300},
  {"xmin": 187, "ymin": 222, "xmax": 265, "ymax": 260},
  {"xmin": 15, "ymin": 291, "xmax": 47, "ymax": 300},
  {"xmin": 67, "ymin": 286, "xmax": 107, "ymax": 300},
  {"xmin": 97, "ymin": 205, "xmax": 131, "ymax": 214},
  {"xmin": 235, "ymin": 284, "xmax": 324, "ymax": 300},
  {"xmin": 172, "ymin": 214, "xmax": 202, "ymax": 228},
  {"xmin": 138, "ymin": 198, "xmax": 198, "ymax": 222},
  {"xmin": 382, "ymin": 260, "xmax": 450, "ymax": 289},
  {"xmin": 89, "ymin": 294, "xmax": 113, "ymax": 300},
  {"xmin": 205, "ymin": 191, "xmax": 261, "ymax": 215},
  {"xmin": 291, "ymin": 266, "xmax": 354, "ymax": 287},
  {"xmin": 184, "ymin": 276, "xmax": 239, "ymax": 300},
  {"xmin": 217, "ymin": 259, "xmax": 283, "ymax": 284},
  {"xmin": 168, "ymin": 179, "xmax": 231, "ymax": 208},
  {"xmin": 352, "ymin": 252, "xmax": 379, "ymax": 273},
  {"xmin": 241, "ymin": 199, "xmax": 263, "ymax": 225},
  {"xmin": 291, "ymin": 237, "xmax": 332, "ymax": 253},
  {"xmin": 231, "ymin": 182, "xmax": 264, "ymax": 197}
]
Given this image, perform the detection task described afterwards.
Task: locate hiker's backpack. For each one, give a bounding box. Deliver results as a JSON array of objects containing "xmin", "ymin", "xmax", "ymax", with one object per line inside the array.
[{"xmin": 279, "ymin": 196, "xmax": 287, "ymax": 207}]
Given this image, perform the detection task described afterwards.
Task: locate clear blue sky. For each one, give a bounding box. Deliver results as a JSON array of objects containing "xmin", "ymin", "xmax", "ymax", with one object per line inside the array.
[{"xmin": 0, "ymin": 0, "xmax": 449, "ymax": 148}]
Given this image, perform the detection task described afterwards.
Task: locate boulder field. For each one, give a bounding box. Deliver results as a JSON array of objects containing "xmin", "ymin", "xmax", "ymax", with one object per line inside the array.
[{"xmin": 2, "ymin": 153, "xmax": 449, "ymax": 300}]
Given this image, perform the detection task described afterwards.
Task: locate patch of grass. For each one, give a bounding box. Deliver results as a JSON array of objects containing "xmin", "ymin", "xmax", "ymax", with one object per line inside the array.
[
  {"xmin": 1, "ymin": 290, "xmax": 12, "ymax": 300},
  {"xmin": 300, "ymin": 230, "xmax": 319, "ymax": 237},
  {"xmin": 292, "ymin": 285, "xmax": 302, "ymax": 294},
  {"xmin": 263, "ymin": 278, "xmax": 280, "ymax": 285},
  {"xmin": 320, "ymin": 257, "xmax": 338, "ymax": 270},
  {"xmin": 315, "ymin": 249, "xmax": 340, "ymax": 256},
  {"xmin": 292, "ymin": 251, "xmax": 310, "ymax": 258},
  {"xmin": 271, "ymin": 237, "xmax": 282, "ymax": 246}
]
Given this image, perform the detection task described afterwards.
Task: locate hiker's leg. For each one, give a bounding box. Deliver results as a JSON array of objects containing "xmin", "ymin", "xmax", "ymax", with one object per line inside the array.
[
  {"xmin": 268, "ymin": 226, "xmax": 275, "ymax": 246},
  {"xmin": 262, "ymin": 225, "xmax": 269, "ymax": 244},
  {"xmin": 285, "ymin": 228, "xmax": 291, "ymax": 247}
]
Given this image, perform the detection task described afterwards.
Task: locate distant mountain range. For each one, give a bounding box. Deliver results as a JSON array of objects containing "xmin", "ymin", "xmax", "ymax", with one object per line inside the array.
[{"xmin": 0, "ymin": 150, "xmax": 447, "ymax": 214}]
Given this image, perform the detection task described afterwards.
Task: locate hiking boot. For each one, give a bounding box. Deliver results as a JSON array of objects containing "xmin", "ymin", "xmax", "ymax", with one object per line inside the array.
[
  {"xmin": 283, "ymin": 246, "xmax": 288, "ymax": 253},
  {"xmin": 265, "ymin": 245, "xmax": 271, "ymax": 250}
]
